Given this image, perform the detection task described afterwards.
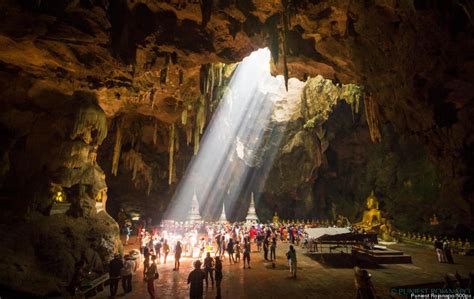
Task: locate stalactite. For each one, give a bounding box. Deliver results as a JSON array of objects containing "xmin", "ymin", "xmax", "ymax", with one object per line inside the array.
[
  {"xmin": 281, "ymin": 0, "xmax": 290, "ymax": 91},
  {"xmin": 160, "ymin": 53, "xmax": 170, "ymax": 86},
  {"xmin": 111, "ymin": 119, "xmax": 122, "ymax": 176},
  {"xmin": 218, "ymin": 63, "xmax": 223, "ymax": 86},
  {"xmin": 179, "ymin": 69, "xmax": 184, "ymax": 85},
  {"xmin": 364, "ymin": 94, "xmax": 382, "ymax": 143},
  {"xmin": 71, "ymin": 104, "xmax": 108, "ymax": 145},
  {"xmin": 175, "ymin": 127, "xmax": 180, "ymax": 153},
  {"xmin": 168, "ymin": 123, "xmax": 175, "ymax": 185},
  {"xmin": 186, "ymin": 122, "xmax": 193, "ymax": 145},
  {"xmin": 153, "ymin": 119, "xmax": 158, "ymax": 145},
  {"xmin": 197, "ymin": 97, "xmax": 206, "ymax": 134},
  {"xmin": 181, "ymin": 108, "xmax": 188, "ymax": 125},
  {"xmin": 194, "ymin": 123, "xmax": 200, "ymax": 155}
]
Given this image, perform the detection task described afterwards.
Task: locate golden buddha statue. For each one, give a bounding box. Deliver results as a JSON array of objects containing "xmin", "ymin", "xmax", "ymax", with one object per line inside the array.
[
  {"xmin": 355, "ymin": 191, "xmax": 384, "ymax": 230},
  {"xmin": 272, "ymin": 212, "xmax": 279, "ymax": 224}
]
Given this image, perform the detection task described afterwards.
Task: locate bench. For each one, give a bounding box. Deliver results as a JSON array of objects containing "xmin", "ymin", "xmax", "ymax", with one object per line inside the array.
[{"xmin": 77, "ymin": 273, "xmax": 109, "ymax": 297}]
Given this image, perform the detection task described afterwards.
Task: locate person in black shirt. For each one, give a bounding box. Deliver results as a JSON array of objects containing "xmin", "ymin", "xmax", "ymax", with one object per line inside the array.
[
  {"xmin": 109, "ymin": 254, "xmax": 124, "ymax": 298},
  {"xmin": 187, "ymin": 260, "xmax": 206, "ymax": 299},
  {"xmin": 215, "ymin": 256, "xmax": 223, "ymax": 299},
  {"xmin": 203, "ymin": 252, "xmax": 214, "ymax": 288}
]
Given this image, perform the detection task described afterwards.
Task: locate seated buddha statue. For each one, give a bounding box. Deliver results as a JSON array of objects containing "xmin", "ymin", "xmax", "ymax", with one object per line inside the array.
[
  {"xmin": 272, "ymin": 212, "xmax": 279, "ymax": 224},
  {"xmin": 355, "ymin": 191, "xmax": 384, "ymax": 230}
]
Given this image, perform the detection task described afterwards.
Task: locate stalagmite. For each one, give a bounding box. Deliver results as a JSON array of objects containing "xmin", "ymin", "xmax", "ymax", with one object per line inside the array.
[
  {"xmin": 168, "ymin": 123, "xmax": 175, "ymax": 185},
  {"xmin": 111, "ymin": 120, "xmax": 122, "ymax": 176},
  {"xmin": 364, "ymin": 94, "xmax": 382, "ymax": 142}
]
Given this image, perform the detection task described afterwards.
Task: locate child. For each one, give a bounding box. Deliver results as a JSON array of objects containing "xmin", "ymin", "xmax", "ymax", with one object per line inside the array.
[{"xmin": 234, "ymin": 241, "xmax": 241, "ymax": 262}]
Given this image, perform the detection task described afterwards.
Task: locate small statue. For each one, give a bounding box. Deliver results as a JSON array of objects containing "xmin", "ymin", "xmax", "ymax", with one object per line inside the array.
[
  {"xmin": 430, "ymin": 214, "xmax": 439, "ymax": 226},
  {"xmin": 421, "ymin": 234, "xmax": 427, "ymax": 242},
  {"xmin": 463, "ymin": 239, "xmax": 470, "ymax": 254},
  {"xmin": 272, "ymin": 212, "xmax": 279, "ymax": 224}
]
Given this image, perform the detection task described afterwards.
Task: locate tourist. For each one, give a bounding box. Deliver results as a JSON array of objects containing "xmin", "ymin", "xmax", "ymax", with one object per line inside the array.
[
  {"xmin": 143, "ymin": 246, "xmax": 150, "ymax": 280},
  {"xmin": 124, "ymin": 224, "xmax": 132, "ymax": 246},
  {"xmin": 227, "ymin": 238, "xmax": 235, "ymax": 263},
  {"xmin": 163, "ymin": 239, "xmax": 170, "ymax": 264},
  {"xmin": 203, "ymin": 252, "xmax": 214, "ymax": 288},
  {"xmin": 199, "ymin": 237, "xmax": 206, "ymax": 259},
  {"xmin": 263, "ymin": 236, "xmax": 269, "ymax": 260},
  {"xmin": 121, "ymin": 254, "xmax": 134, "ymax": 293},
  {"xmin": 154, "ymin": 238, "xmax": 162, "ymax": 264},
  {"xmin": 234, "ymin": 241, "xmax": 241, "ymax": 263},
  {"xmin": 68, "ymin": 260, "xmax": 86, "ymax": 296},
  {"xmin": 286, "ymin": 245, "xmax": 297, "ymax": 278},
  {"xmin": 434, "ymin": 237, "xmax": 445, "ymax": 263},
  {"xmin": 256, "ymin": 232, "xmax": 263, "ymax": 252},
  {"xmin": 109, "ymin": 254, "xmax": 124, "ymax": 298},
  {"xmin": 215, "ymin": 256, "xmax": 223, "ymax": 299},
  {"xmin": 187, "ymin": 260, "xmax": 206, "ymax": 299},
  {"xmin": 243, "ymin": 237, "xmax": 251, "ymax": 269},
  {"xmin": 174, "ymin": 241, "xmax": 182, "ymax": 271},
  {"xmin": 215, "ymin": 233, "xmax": 222, "ymax": 256},
  {"xmin": 354, "ymin": 266, "xmax": 376, "ymax": 299},
  {"xmin": 270, "ymin": 236, "xmax": 277, "ymax": 261},
  {"xmin": 146, "ymin": 255, "xmax": 159, "ymax": 299},
  {"xmin": 221, "ymin": 235, "xmax": 226, "ymax": 258},
  {"xmin": 443, "ymin": 238, "xmax": 454, "ymax": 264}
]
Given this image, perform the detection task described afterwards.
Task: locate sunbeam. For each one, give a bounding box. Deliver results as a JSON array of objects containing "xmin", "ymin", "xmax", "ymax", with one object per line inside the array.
[{"xmin": 163, "ymin": 48, "xmax": 299, "ymax": 222}]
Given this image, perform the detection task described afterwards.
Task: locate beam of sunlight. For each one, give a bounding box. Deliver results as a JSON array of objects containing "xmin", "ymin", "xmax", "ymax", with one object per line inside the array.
[{"xmin": 164, "ymin": 48, "xmax": 299, "ymax": 222}]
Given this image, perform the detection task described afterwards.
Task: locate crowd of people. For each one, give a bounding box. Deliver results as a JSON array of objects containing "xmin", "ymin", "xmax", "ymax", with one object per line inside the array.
[{"xmin": 106, "ymin": 220, "xmax": 306, "ymax": 299}]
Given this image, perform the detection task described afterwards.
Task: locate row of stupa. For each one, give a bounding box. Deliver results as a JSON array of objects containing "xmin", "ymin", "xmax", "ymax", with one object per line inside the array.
[{"xmin": 187, "ymin": 191, "xmax": 259, "ymax": 223}]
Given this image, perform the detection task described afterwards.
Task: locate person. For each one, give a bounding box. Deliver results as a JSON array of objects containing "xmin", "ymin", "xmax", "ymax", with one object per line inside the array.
[
  {"xmin": 270, "ymin": 236, "xmax": 277, "ymax": 261},
  {"xmin": 286, "ymin": 245, "xmax": 297, "ymax": 278},
  {"xmin": 243, "ymin": 237, "xmax": 251, "ymax": 269},
  {"xmin": 443, "ymin": 238, "xmax": 454, "ymax": 264},
  {"xmin": 146, "ymin": 255, "xmax": 159, "ymax": 299},
  {"xmin": 68, "ymin": 260, "xmax": 86, "ymax": 296},
  {"xmin": 434, "ymin": 237, "xmax": 445, "ymax": 263},
  {"xmin": 187, "ymin": 260, "xmax": 206, "ymax": 299},
  {"xmin": 203, "ymin": 252, "xmax": 214, "ymax": 288},
  {"xmin": 234, "ymin": 241, "xmax": 241, "ymax": 263},
  {"xmin": 109, "ymin": 254, "xmax": 124, "ymax": 298},
  {"xmin": 199, "ymin": 237, "xmax": 206, "ymax": 259},
  {"xmin": 215, "ymin": 256, "xmax": 223, "ymax": 299},
  {"xmin": 124, "ymin": 224, "xmax": 132, "ymax": 246},
  {"xmin": 215, "ymin": 234, "xmax": 222, "ymax": 256},
  {"xmin": 256, "ymin": 233, "xmax": 263, "ymax": 252},
  {"xmin": 163, "ymin": 239, "xmax": 170, "ymax": 264},
  {"xmin": 227, "ymin": 238, "xmax": 235, "ymax": 263},
  {"xmin": 263, "ymin": 237, "xmax": 269, "ymax": 260},
  {"xmin": 354, "ymin": 266, "xmax": 376, "ymax": 299},
  {"xmin": 154, "ymin": 238, "xmax": 162, "ymax": 264},
  {"xmin": 143, "ymin": 246, "xmax": 150, "ymax": 280},
  {"xmin": 121, "ymin": 254, "xmax": 134, "ymax": 293},
  {"xmin": 174, "ymin": 241, "xmax": 183, "ymax": 271}
]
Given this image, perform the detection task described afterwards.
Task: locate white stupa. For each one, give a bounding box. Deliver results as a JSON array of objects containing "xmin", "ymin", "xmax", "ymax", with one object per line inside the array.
[
  {"xmin": 245, "ymin": 192, "xmax": 259, "ymax": 223},
  {"xmin": 219, "ymin": 203, "xmax": 227, "ymax": 222},
  {"xmin": 187, "ymin": 190, "xmax": 202, "ymax": 223}
]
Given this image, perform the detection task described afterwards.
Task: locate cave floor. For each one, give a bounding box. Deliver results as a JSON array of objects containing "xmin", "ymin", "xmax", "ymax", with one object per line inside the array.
[{"xmin": 96, "ymin": 236, "xmax": 474, "ymax": 299}]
